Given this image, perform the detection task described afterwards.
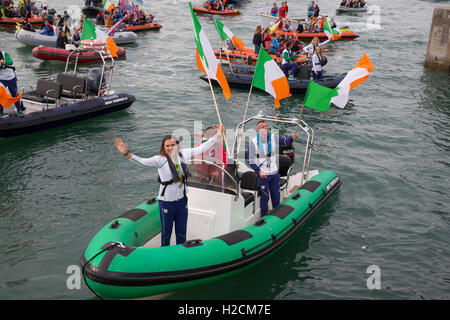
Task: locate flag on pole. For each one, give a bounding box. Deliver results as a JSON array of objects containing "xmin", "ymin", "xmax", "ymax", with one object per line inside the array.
[
  {"xmin": 102, "ymin": 0, "xmax": 115, "ymax": 12},
  {"xmin": 0, "ymin": 84, "xmax": 22, "ymax": 109},
  {"xmin": 252, "ymin": 46, "xmax": 291, "ymax": 109},
  {"xmin": 323, "ymin": 18, "xmax": 342, "ymax": 40},
  {"xmin": 330, "ymin": 53, "xmax": 374, "ymax": 108},
  {"xmin": 213, "ymin": 18, "xmax": 245, "ymax": 51},
  {"xmin": 107, "ymin": 17, "xmax": 125, "ymax": 37},
  {"xmin": 303, "ymin": 80, "xmax": 339, "ymax": 112},
  {"xmin": 189, "ymin": 2, "xmax": 231, "ymax": 99},
  {"xmin": 80, "ymin": 18, "xmax": 119, "ymax": 58},
  {"xmin": 269, "ymin": 20, "xmax": 281, "ymax": 34}
]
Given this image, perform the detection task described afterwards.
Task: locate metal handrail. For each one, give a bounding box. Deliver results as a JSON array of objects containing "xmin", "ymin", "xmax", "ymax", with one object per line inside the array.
[{"xmin": 44, "ymin": 89, "xmax": 56, "ymax": 110}]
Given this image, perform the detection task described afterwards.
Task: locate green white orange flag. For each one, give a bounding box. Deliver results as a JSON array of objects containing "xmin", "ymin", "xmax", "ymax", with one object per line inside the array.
[
  {"xmin": 80, "ymin": 18, "xmax": 119, "ymax": 58},
  {"xmin": 303, "ymin": 80, "xmax": 339, "ymax": 112},
  {"xmin": 0, "ymin": 84, "xmax": 22, "ymax": 109},
  {"xmin": 323, "ymin": 18, "xmax": 342, "ymax": 40},
  {"xmin": 189, "ymin": 2, "xmax": 231, "ymax": 99},
  {"xmin": 102, "ymin": 0, "xmax": 115, "ymax": 12},
  {"xmin": 213, "ymin": 17, "xmax": 245, "ymax": 51},
  {"xmin": 330, "ymin": 53, "xmax": 374, "ymax": 108},
  {"xmin": 252, "ymin": 45, "xmax": 291, "ymax": 109}
]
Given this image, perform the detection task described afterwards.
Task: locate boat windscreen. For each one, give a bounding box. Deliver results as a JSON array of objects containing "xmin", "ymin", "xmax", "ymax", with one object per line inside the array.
[{"xmin": 186, "ymin": 162, "xmax": 237, "ymax": 196}]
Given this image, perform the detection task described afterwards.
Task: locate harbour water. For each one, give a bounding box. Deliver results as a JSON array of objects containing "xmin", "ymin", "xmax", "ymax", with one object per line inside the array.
[{"xmin": 0, "ymin": 0, "xmax": 449, "ymax": 299}]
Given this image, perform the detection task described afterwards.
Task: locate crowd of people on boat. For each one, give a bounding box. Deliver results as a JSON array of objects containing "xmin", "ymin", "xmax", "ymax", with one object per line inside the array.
[
  {"xmin": 18, "ymin": 11, "xmax": 82, "ymax": 48},
  {"xmin": 340, "ymin": 0, "xmax": 366, "ymax": 8},
  {"xmin": 0, "ymin": 0, "xmax": 41, "ymax": 18},
  {"xmin": 204, "ymin": 0, "xmax": 229, "ymax": 11},
  {"xmin": 253, "ymin": 25, "xmax": 304, "ymax": 58},
  {"xmin": 107, "ymin": 3, "xmax": 151, "ymax": 26}
]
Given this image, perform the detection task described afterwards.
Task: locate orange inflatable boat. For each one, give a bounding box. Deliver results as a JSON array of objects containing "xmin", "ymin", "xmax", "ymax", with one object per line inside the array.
[
  {"xmin": 0, "ymin": 16, "xmax": 43, "ymax": 28},
  {"xmin": 273, "ymin": 29, "xmax": 359, "ymax": 41},
  {"xmin": 193, "ymin": 7, "xmax": 240, "ymax": 16}
]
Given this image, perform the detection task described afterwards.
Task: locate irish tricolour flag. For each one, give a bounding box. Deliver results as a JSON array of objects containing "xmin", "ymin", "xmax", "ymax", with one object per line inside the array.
[
  {"xmin": 331, "ymin": 52, "xmax": 374, "ymax": 108},
  {"xmin": 81, "ymin": 19, "xmax": 119, "ymax": 58},
  {"xmin": 252, "ymin": 46, "xmax": 291, "ymax": 109},
  {"xmin": 303, "ymin": 53, "xmax": 374, "ymax": 110},
  {"xmin": 323, "ymin": 18, "xmax": 342, "ymax": 40},
  {"xmin": 0, "ymin": 83, "xmax": 22, "ymax": 109},
  {"xmin": 214, "ymin": 18, "xmax": 245, "ymax": 51},
  {"xmin": 189, "ymin": 2, "xmax": 231, "ymax": 99}
]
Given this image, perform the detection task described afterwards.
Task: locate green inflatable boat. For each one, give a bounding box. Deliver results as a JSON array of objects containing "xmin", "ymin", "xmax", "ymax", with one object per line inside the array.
[{"xmin": 80, "ymin": 114, "xmax": 342, "ymax": 299}]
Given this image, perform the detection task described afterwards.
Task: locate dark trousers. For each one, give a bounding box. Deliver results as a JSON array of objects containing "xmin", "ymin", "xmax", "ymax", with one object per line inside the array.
[
  {"xmin": 282, "ymin": 62, "xmax": 297, "ymax": 77},
  {"xmin": 312, "ymin": 70, "xmax": 323, "ymax": 80},
  {"xmin": 258, "ymin": 172, "xmax": 281, "ymax": 216},
  {"xmin": 0, "ymin": 77, "xmax": 22, "ymax": 113},
  {"xmin": 254, "ymin": 44, "xmax": 260, "ymax": 55},
  {"xmin": 158, "ymin": 198, "xmax": 188, "ymax": 246}
]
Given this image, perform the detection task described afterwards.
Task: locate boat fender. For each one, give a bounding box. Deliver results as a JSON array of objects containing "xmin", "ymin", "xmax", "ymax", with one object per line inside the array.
[{"xmin": 81, "ymin": 39, "xmax": 107, "ymax": 50}]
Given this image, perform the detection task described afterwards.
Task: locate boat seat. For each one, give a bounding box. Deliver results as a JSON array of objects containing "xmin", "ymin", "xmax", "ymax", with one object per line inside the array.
[
  {"xmin": 22, "ymin": 79, "xmax": 62, "ymax": 105},
  {"xmin": 56, "ymin": 73, "xmax": 87, "ymax": 99},
  {"xmin": 242, "ymin": 192, "xmax": 254, "ymax": 207},
  {"xmin": 240, "ymin": 171, "xmax": 258, "ymax": 208},
  {"xmin": 278, "ymin": 155, "xmax": 293, "ymax": 191}
]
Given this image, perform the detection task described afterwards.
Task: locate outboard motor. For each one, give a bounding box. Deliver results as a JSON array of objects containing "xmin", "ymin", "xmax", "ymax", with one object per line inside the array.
[
  {"xmin": 297, "ymin": 61, "xmax": 310, "ymax": 79},
  {"xmin": 86, "ymin": 68, "xmax": 106, "ymax": 94},
  {"xmin": 279, "ymin": 143, "xmax": 295, "ymax": 163}
]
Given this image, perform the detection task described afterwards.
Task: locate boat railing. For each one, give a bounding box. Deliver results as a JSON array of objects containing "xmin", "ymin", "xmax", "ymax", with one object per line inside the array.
[
  {"xmin": 63, "ymin": 47, "xmax": 115, "ymax": 97},
  {"xmin": 232, "ymin": 113, "xmax": 314, "ymax": 187}
]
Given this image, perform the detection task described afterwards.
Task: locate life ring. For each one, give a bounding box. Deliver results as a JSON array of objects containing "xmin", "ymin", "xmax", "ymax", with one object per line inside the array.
[{"xmin": 81, "ymin": 39, "xmax": 107, "ymax": 50}]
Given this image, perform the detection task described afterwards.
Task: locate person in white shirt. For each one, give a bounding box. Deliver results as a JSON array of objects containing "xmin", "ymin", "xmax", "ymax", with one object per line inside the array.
[
  {"xmin": 282, "ymin": 19, "xmax": 291, "ymax": 32},
  {"xmin": 302, "ymin": 36, "xmax": 330, "ymax": 57},
  {"xmin": 248, "ymin": 120, "xmax": 298, "ymax": 216},
  {"xmin": 311, "ymin": 46, "xmax": 324, "ymax": 80},
  {"xmin": 114, "ymin": 124, "xmax": 225, "ymax": 246},
  {"xmin": 0, "ymin": 50, "xmax": 24, "ymax": 117}
]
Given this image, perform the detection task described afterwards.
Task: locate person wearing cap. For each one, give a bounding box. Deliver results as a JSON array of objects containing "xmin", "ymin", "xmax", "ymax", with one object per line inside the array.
[
  {"xmin": 114, "ymin": 124, "xmax": 225, "ymax": 246},
  {"xmin": 248, "ymin": 120, "xmax": 298, "ymax": 216}
]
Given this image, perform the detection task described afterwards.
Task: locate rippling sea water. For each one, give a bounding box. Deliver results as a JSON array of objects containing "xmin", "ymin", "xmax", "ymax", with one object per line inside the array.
[{"xmin": 0, "ymin": 0, "xmax": 448, "ymax": 299}]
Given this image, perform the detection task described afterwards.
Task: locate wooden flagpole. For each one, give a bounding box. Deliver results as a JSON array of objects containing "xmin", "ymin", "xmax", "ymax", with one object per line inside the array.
[
  {"xmin": 201, "ymin": 56, "xmax": 230, "ymax": 156},
  {"xmin": 295, "ymin": 104, "xmax": 305, "ymax": 135}
]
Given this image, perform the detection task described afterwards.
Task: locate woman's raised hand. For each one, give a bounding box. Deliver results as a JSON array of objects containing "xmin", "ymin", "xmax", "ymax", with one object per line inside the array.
[{"xmin": 114, "ymin": 138, "xmax": 128, "ymax": 155}]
